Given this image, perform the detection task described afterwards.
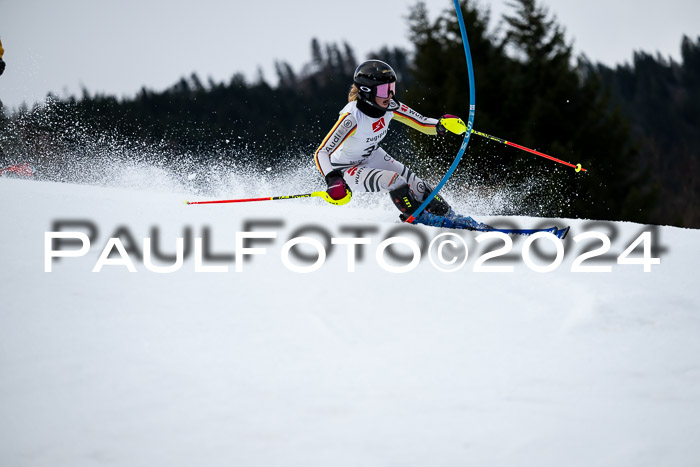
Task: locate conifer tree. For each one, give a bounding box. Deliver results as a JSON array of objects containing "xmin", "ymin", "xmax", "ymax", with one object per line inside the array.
[{"xmin": 408, "ymin": 0, "xmax": 654, "ymax": 221}]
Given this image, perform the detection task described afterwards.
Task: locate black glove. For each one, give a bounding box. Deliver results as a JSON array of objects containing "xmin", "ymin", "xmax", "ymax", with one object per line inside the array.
[
  {"xmin": 325, "ymin": 169, "xmax": 351, "ymax": 201},
  {"xmin": 0, "ymin": 59, "xmax": 5, "ymax": 76}
]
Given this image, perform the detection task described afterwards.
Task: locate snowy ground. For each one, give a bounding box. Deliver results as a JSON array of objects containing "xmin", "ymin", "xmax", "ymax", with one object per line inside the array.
[{"xmin": 1, "ymin": 175, "xmax": 700, "ymax": 467}]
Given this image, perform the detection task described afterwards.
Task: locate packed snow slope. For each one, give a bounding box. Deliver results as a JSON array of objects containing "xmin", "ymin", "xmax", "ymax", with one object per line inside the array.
[{"xmin": 1, "ymin": 174, "xmax": 700, "ymax": 467}]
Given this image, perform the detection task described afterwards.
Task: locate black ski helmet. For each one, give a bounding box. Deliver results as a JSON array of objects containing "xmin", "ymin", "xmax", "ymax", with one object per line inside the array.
[{"xmin": 353, "ymin": 59, "xmax": 397, "ymax": 109}]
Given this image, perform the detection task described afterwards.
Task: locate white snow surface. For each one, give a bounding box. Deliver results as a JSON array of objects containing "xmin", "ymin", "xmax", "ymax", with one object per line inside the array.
[{"xmin": 1, "ymin": 175, "xmax": 700, "ymax": 467}]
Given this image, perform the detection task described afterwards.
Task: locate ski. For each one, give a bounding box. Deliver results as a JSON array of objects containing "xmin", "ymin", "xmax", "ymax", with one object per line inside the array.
[
  {"xmin": 475, "ymin": 225, "xmax": 570, "ymax": 239},
  {"xmin": 406, "ymin": 211, "xmax": 570, "ymax": 239}
]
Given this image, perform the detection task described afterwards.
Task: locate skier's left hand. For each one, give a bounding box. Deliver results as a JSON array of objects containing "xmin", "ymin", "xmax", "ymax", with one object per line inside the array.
[{"xmin": 437, "ymin": 114, "xmax": 466, "ymax": 135}]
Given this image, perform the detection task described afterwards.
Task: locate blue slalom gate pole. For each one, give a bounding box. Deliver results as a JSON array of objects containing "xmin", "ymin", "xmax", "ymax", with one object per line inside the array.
[{"xmin": 405, "ymin": 0, "xmax": 476, "ymax": 223}]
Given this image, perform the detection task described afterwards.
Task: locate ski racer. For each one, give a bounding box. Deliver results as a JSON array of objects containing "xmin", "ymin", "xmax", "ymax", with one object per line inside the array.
[
  {"xmin": 314, "ymin": 59, "xmax": 469, "ymax": 225},
  {"xmin": 312, "ymin": 59, "xmax": 569, "ymax": 237}
]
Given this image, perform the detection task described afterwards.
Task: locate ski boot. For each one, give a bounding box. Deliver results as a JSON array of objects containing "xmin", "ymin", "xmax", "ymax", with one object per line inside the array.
[{"xmin": 389, "ymin": 184, "xmax": 452, "ymax": 217}]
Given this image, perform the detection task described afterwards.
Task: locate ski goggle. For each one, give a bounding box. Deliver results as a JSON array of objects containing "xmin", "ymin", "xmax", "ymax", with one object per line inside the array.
[{"xmin": 375, "ymin": 82, "xmax": 396, "ymax": 98}]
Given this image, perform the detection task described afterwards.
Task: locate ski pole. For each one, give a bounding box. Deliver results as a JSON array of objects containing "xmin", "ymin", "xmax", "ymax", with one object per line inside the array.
[
  {"xmin": 439, "ymin": 117, "xmax": 587, "ymax": 172},
  {"xmin": 185, "ymin": 190, "xmax": 350, "ymax": 206},
  {"xmin": 471, "ymin": 129, "xmax": 586, "ymax": 172}
]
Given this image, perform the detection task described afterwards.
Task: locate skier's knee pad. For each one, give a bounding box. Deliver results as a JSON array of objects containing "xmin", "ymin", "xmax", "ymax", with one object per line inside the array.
[{"xmin": 389, "ymin": 184, "xmax": 419, "ymax": 214}]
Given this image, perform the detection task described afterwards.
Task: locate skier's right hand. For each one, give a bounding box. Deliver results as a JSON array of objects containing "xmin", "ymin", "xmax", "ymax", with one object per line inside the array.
[{"xmin": 325, "ymin": 170, "xmax": 351, "ymax": 202}]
